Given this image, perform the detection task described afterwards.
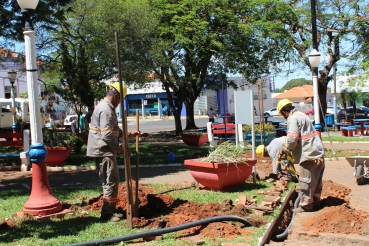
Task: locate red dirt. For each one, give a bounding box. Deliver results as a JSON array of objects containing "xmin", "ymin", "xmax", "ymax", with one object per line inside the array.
[
  {"xmin": 301, "ymin": 180, "xmax": 369, "ymax": 235},
  {"xmin": 87, "ymin": 180, "xmax": 266, "ymax": 240}
]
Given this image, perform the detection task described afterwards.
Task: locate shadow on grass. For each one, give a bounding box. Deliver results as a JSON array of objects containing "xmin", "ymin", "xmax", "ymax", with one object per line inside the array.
[{"xmin": 0, "ymin": 216, "xmax": 103, "ymax": 244}]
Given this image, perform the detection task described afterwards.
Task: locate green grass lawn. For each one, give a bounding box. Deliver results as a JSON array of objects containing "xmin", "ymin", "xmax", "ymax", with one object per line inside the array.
[
  {"xmin": 1, "ymin": 135, "xmax": 369, "ymax": 168},
  {"xmin": 0, "ymin": 182, "xmax": 295, "ymax": 246}
]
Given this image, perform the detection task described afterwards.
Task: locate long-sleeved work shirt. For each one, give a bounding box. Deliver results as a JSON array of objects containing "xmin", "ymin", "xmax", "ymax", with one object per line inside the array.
[
  {"xmin": 86, "ymin": 98, "xmax": 122, "ymax": 157},
  {"xmin": 284, "ymin": 109, "xmax": 324, "ymax": 164},
  {"xmin": 266, "ymin": 136, "xmax": 285, "ymax": 164}
]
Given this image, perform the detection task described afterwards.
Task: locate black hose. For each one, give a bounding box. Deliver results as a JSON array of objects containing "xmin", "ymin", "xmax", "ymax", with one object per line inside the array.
[
  {"xmin": 275, "ymin": 192, "xmax": 301, "ymax": 240},
  {"xmin": 67, "ymin": 215, "xmax": 252, "ymax": 246},
  {"xmin": 153, "ymin": 184, "xmax": 196, "ymax": 195}
]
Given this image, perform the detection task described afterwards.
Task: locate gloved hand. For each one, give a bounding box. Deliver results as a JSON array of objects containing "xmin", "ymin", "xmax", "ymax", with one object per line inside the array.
[
  {"xmin": 277, "ymin": 151, "xmax": 286, "ymax": 160},
  {"xmin": 315, "ymin": 158, "xmax": 324, "ymax": 165}
]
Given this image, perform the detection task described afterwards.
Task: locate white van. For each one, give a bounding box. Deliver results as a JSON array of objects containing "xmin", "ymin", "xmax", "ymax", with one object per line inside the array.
[{"xmin": 0, "ymin": 98, "xmax": 30, "ymax": 131}]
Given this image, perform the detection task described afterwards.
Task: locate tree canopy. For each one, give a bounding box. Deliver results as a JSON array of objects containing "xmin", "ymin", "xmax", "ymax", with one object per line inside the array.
[{"xmin": 280, "ymin": 78, "xmax": 312, "ymax": 92}]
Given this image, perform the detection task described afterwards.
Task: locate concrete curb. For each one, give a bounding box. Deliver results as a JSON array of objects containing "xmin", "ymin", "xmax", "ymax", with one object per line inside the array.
[{"xmin": 0, "ymin": 163, "xmax": 184, "ymax": 172}]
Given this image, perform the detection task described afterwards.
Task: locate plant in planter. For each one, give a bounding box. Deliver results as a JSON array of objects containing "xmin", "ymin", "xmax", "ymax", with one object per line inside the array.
[
  {"xmin": 184, "ymin": 141, "xmax": 257, "ymax": 191},
  {"xmin": 180, "ymin": 131, "xmax": 208, "ymax": 146},
  {"xmin": 43, "ymin": 128, "xmax": 76, "ymax": 166},
  {"xmin": 242, "ymin": 122, "xmax": 276, "ymax": 145}
]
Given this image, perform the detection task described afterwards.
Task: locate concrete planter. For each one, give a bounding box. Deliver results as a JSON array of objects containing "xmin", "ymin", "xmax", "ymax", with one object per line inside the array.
[
  {"xmin": 184, "ymin": 158, "xmax": 257, "ymax": 191},
  {"xmin": 181, "ymin": 133, "xmax": 208, "ymax": 146},
  {"xmin": 45, "ymin": 146, "xmax": 73, "ymax": 167}
]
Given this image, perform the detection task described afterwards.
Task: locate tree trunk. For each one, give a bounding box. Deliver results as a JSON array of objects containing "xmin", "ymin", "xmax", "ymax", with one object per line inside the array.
[
  {"xmin": 318, "ymin": 81, "xmax": 327, "ymax": 129},
  {"xmin": 184, "ymin": 101, "xmax": 198, "ymax": 130}
]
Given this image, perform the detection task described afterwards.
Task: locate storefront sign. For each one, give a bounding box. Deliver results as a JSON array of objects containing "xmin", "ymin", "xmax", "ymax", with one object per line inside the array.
[{"xmin": 146, "ymin": 94, "xmax": 156, "ymax": 98}]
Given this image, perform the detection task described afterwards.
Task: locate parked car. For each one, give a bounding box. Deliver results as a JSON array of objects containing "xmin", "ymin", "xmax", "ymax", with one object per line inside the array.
[
  {"xmin": 64, "ymin": 115, "xmax": 78, "ymax": 125},
  {"xmin": 264, "ymin": 107, "xmax": 279, "ymax": 117},
  {"xmin": 336, "ymin": 106, "xmax": 369, "ymax": 123},
  {"xmin": 45, "ymin": 120, "xmax": 61, "ymax": 129},
  {"xmin": 305, "ymin": 106, "xmax": 342, "ymax": 116},
  {"xmin": 305, "ymin": 109, "xmax": 314, "ymax": 115},
  {"xmin": 326, "ymin": 106, "xmax": 341, "ymax": 115}
]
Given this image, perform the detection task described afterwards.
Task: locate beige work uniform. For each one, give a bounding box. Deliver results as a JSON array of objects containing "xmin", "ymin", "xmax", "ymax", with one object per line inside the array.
[
  {"xmin": 285, "ymin": 109, "xmax": 325, "ymax": 209},
  {"xmin": 87, "ymin": 98, "xmax": 122, "ymax": 215}
]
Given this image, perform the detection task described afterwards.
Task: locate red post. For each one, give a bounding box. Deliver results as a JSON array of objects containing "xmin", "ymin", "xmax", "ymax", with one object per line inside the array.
[{"xmin": 22, "ymin": 145, "xmax": 62, "ymax": 216}]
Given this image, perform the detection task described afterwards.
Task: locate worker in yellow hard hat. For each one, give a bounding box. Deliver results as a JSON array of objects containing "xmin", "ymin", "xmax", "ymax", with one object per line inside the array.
[
  {"xmin": 109, "ymin": 82, "xmax": 127, "ymax": 99},
  {"xmin": 87, "ymin": 81, "xmax": 139, "ymax": 222},
  {"xmin": 256, "ymin": 135, "xmax": 288, "ymax": 176},
  {"xmin": 277, "ymin": 98, "xmax": 293, "ymax": 117},
  {"xmin": 277, "ymin": 98, "xmax": 325, "ymax": 213}
]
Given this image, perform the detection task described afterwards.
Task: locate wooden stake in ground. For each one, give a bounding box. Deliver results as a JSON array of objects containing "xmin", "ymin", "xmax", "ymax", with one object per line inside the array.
[
  {"xmin": 115, "ymin": 32, "xmax": 133, "ymax": 229},
  {"xmin": 123, "ymin": 109, "xmax": 134, "ymax": 227},
  {"xmin": 134, "ymin": 109, "xmax": 140, "ymax": 217}
]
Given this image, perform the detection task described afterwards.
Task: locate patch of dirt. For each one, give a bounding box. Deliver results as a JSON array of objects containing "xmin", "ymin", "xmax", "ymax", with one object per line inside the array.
[
  {"xmin": 87, "ymin": 180, "xmax": 267, "ymax": 240},
  {"xmin": 130, "ymin": 131, "xmax": 183, "ymax": 144},
  {"xmin": 320, "ymin": 180, "xmax": 351, "ymax": 206},
  {"xmin": 301, "ymin": 204, "xmax": 369, "ymax": 234},
  {"xmin": 300, "ymin": 180, "xmax": 369, "ymax": 235}
]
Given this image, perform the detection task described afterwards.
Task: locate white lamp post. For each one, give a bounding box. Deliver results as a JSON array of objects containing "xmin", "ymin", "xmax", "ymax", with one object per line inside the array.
[
  {"xmin": 17, "ymin": 0, "xmax": 62, "ymax": 216},
  {"xmin": 309, "ymin": 49, "xmax": 321, "ymax": 137},
  {"xmin": 7, "ymin": 70, "xmax": 17, "ymax": 126}
]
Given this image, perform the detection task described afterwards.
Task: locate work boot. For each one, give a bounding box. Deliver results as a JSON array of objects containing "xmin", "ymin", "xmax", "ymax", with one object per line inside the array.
[
  {"xmin": 313, "ymin": 203, "xmax": 322, "ymax": 211},
  {"xmin": 100, "ymin": 214, "xmax": 121, "ymax": 222},
  {"xmin": 292, "ymin": 206, "xmax": 313, "ymax": 213}
]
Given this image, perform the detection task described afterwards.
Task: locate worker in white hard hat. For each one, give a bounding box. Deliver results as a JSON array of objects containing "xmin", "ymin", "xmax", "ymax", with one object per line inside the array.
[
  {"xmin": 87, "ymin": 82, "xmax": 139, "ymax": 222},
  {"xmin": 277, "ymin": 98, "xmax": 325, "ymax": 213}
]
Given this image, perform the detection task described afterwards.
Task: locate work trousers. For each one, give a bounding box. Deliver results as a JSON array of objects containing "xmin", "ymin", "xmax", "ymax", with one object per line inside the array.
[
  {"xmin": 298, "ymin": 159, "xmax": 325, "ymax": 209},
  {"xmin": 95, "ymin": 156, "xmax": 119, "ymax": 215}
]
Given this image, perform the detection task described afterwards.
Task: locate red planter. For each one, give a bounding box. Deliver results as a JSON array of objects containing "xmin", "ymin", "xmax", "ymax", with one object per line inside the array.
[
  {"xmin": 184, "ymin": 158, "xmax": 257, "ymax": 191},
  {"xmin": 181, "ymin": 133, "xmax": 208, "ymax": 146},
  {"xmin": 45, "ymin": 146, "xmax": 73, "ymax": 166}
]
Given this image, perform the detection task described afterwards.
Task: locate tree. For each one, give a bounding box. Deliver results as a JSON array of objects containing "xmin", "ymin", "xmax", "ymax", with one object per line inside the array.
[
  {"xmin": 0, "ymin": 0, "xmax": 73, "ymax": 44},
  {"xmin": 148, "ymin": 0, "xmax": 290, "ymax": 134},
  {"xmin": 39, "ymin": 0, "xmax": 157, "ymax": 114},
  {"xmin": 280, "ymin": 78, "xmax": 312, "ymax": 91},
  {"xmin": 263, "ymin": 0, "xmax": 369, "ymax": 123}
]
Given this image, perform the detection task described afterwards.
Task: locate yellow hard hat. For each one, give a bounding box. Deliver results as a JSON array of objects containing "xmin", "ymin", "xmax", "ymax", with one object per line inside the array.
[
  {"xmin": 109, "ymin": 82, "xmax": 127, "ymax": 98},
  {"xmin": 256, "ymin": 145, "xmax": 265, "ymax": 156},
  {"xmin": 277, "ymin": 99, "xmax": 292, "ymax": 115}
]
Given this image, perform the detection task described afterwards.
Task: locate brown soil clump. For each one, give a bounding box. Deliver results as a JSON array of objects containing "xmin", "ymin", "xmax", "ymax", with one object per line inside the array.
[
  {"xmin": 88, "ymin": 180, "xmax": 266, "ymax": 239},
  {"xmin": 301, "ymin": 205, "xmax": 369, "ymax": 234},
  {"xmin": 300, "ymin": 180, "xmax": 369, "ymax": 235}
]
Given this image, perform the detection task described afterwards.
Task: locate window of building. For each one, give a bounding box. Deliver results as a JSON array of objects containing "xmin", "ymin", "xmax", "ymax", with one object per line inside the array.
[{"xmin": 4, "ymin": 86, "xmax": 17, "ymax": 98}]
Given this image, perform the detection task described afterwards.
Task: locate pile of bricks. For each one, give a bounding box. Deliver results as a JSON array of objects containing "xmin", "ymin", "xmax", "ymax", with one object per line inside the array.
[{"xmin": 236, "ymin": 178, "xmax": 290, "ymax": 216}]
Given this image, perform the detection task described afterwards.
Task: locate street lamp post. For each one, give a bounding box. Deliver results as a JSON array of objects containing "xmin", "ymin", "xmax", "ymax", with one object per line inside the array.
[
  {"xmin": 333, "ymin": 64, "xmax": 337, "ymax": 122},
  {"xmin": 7, "ymin": 70, "xmax": 17, "ymax": 131},
  {"xmin": 309, "ymin": 49, "xmax": 321, "ymax": 137},
  {"xmin": 17, "ymin": 0, "xmax": 62, "ymax": 216}
]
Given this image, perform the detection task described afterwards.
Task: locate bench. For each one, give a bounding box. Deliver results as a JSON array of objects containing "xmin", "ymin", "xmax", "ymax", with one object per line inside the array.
[
  {"xmin": 341, "ymin": 126, "xmax": 356, "ymax": 137},
  {"xmin": 334, "ymin": 123, "xmax": 351, "ymax": 131},
  {"xmin": 0, "ymin": 130, "xmax": 30, "ymax": 171},
  {"xmin": 207, "ymin": 122, "xmax": 247, "ymax": 147}
]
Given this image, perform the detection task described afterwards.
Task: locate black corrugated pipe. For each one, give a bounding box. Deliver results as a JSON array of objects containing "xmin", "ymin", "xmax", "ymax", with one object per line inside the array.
[
  {"xmin": 274, "ymin": 192, "xmax": 301, "ymax": 240},
  {"xmin": 153, "ymin": 184, "xmax": 196, "ymax": 195},
  {"xmin": 67, "ymin": 215, "xmax": 252, "ymax": 246}
]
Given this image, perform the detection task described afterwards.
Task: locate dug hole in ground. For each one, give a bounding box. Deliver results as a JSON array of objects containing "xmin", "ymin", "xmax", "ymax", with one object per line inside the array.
[{"xmin": 1, "ymin": 132, "xmax": 369, "ymax": 245}]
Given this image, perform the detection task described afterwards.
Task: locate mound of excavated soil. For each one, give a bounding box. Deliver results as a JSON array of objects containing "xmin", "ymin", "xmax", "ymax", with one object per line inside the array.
[
  {"xmin": 301, "ymin": 204, "xmax": 369, "ymax": 234},
  {"xmin": 87, "ymin": 180, "xmax": 266, "ymax": 239},
  {"xmin": 301, "ymin": 180, "xmax": 369, "ymax": 235}
]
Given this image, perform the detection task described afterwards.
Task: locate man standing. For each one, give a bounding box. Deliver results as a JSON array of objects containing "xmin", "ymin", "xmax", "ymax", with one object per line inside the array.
[
  {"xmin": 208, "ymin": 107, "xmax": 217, "ymax": 123},
  {"xmin": 277, "ymin": 98, "xmax": 325, "ymax": 213},
  {"xmin": 87, "ymin": 82, "xmax": 139, "ymax": 222}
]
